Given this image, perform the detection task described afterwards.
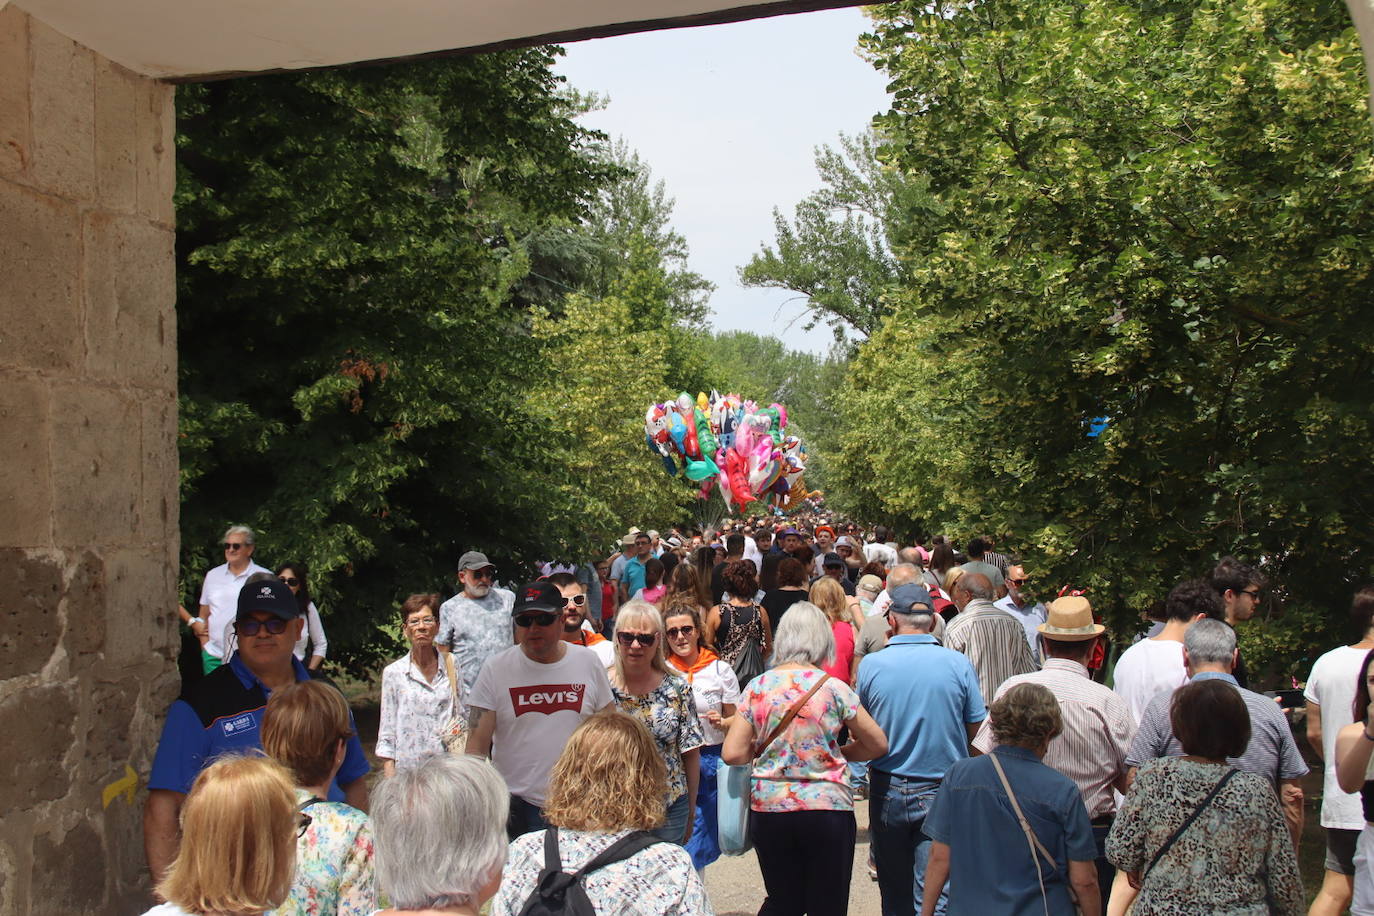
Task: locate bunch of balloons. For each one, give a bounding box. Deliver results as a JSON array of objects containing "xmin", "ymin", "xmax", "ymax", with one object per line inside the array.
[{"xmin": 644, "ymin": 391, "xmax": 818, "ymax": 511}]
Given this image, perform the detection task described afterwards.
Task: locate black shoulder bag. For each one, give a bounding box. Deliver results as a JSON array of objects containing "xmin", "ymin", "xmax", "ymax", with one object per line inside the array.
[{"xmin": 517, "ymin": 827, "xmax": 663, "ymax": 916}]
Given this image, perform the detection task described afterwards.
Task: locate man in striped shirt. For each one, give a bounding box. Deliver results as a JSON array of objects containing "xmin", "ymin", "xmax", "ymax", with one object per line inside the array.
[
  {"xmin": 973, "ymin": 595, "xmax": 1133, "ymax": 908},
  {"xmin": 944, "ymin": 572, "xmax": 1037, "ymax": 705}
]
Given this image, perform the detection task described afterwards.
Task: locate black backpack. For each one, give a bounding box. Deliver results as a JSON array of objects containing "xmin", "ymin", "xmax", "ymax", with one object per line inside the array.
[{"xmin": 517, "ymin": 827, "xmax": 663, "ymax": 916}]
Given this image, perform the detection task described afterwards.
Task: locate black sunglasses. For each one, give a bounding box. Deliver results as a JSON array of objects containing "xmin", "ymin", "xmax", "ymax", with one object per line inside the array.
[
  {"xmin": 234, "ymin": 617, "xmax": 290, "ymax": 636},
  {"xmin": 666, "ymin": 625, "xmax": 695, "ymax": 638},
  {"xmin": 514, "ymin": 612, "xmax": 558, "ymax": 628},
  {"xmin": 223, "ymin": 542, "xmax": 248, "ymax": 551},
  {"xmin": 280, "ymin": 576, "xmax": 300, "ymax": 587},
  {"xmin": 616, "ymin": 631, "xmax": 657, "ymax": 647},
  {"xmin": 468, "ymin": 567, "xmax": 496, "ymax": 579}
]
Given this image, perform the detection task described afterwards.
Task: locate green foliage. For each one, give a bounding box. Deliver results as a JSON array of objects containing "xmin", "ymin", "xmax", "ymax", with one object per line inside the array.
[{"xmin": 826, "ymin": 0, "xmax": 1374, "ymax": 677}]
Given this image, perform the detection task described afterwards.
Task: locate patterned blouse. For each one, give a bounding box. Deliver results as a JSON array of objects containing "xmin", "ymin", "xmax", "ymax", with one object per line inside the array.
[
  {"xmin": 490, "ymin": 828, "xmax": 713, "ymax": 916},
  {"xmin": 268, "ymin": 789, "xmax": 376, "ymax": 916},
  {"xmin": 612, "ymin": 674, "xmax": 705, "ymax": 803},
  {"xmin": 376, "ymin": 650, "xmax": 461, "ymax": 771},
  {"xmin": 1105, "ymin": 758, "xmax": 1304, "ymax": 916},
  {"xmin": 740, "ymin": 668, "xmax": 860, "ymax": 812}
]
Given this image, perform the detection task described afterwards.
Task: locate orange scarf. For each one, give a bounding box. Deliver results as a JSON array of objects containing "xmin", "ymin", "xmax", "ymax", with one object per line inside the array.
[{"xmin": 668, "ymin": 647, "xmax": 720, "ymax": 682}]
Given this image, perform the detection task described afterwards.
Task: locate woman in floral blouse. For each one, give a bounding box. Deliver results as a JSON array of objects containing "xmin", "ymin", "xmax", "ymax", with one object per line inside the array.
[
  {"xmin": 611, "ymin": 600, "xmax": 705, "ymax": 844},
  {"xmin": 261, "ymin": 680, "xmax": 376, "ymax": 916},
  {"xmin": 723, "ymin": 601, "xmax": 887, "ymax": 916},
  {"xmin": 491, "ymin": 710, "xmax": 711, "ymax": 916},
  {"xmin": 376, "ymin": 593, "xmax": 462, "ymax": 774}
]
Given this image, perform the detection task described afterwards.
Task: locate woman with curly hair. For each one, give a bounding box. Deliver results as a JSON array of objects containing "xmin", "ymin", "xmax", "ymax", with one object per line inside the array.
[
  {"xmin": 923, "ymin": 683, "xmax": 1101, "ymax": 915},
  {"xmin": 491, "ymin": 711, "xmax": 709, "ymax": 915},
  {"xmin": 705, "ymin": 559, "xmax": 772, "ymax": 686}
]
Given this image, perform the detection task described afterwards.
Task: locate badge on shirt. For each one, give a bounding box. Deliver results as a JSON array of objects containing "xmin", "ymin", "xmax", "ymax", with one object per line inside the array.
[
  {"xmin": 509, "ymin": 684, "xmax": 586, "ymax": 716},
  {"xmin": 220, "ymin": 713, "xmax": 257, "ymax": 737}
]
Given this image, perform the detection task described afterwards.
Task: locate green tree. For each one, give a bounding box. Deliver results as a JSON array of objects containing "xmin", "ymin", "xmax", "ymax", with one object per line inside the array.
[{"xmin": 831, "ymin": 0, "xmax": 1374, "ymax": 677}]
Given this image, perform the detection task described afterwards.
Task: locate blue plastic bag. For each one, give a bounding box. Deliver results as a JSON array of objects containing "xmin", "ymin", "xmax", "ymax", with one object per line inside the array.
[{"xmin": 716, "ymin": 762, "xmax": 753, "ymax": 856}]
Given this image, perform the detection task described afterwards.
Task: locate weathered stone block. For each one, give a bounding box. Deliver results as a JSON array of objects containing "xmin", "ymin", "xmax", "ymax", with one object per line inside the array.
[
  {"xmin": 63, "ymin": 549, "xmax": 106, "ymax": 658},
  {"xmin": 29, "ymin": 821, "xmax": 104, "ymax": 916},
  {"xmin": 0, "ymin": 6, "xmax": 30, "ymax": 179},
  {"xmin": 51, "ymin": 384, "xmax": 139, "ymax": 546},
  {"xmin": 28, "ymin": 18, "xmax": 95, "ymax": 202},
  {"xmin": 136, "ymin": 78, "xmax": 174, "ymax": 227},
  {"xmin": 0, "ymin": 372, "xmax": 53, "ymax": 547},
  {"xmin": 83, "ymin": 676, "xmax": 139, "ymax": 769},
  {"xmin": 103, "ymin": 549, "xmax": 175, "ymax": 665},
  {"xmin": 0, "ymin": 684, "xmax": 75, "ymax": 810},
  {"xmin": 138, "ymin": 393, "xmax": 178, "ymax": 545},
  {"xmin": 83, "ymin": 211, "xmax": 175, "ymax": 388},
  {"xmin": 0, "ymin": 181, "xmax": 83, "ymax": 372},
  {"xmin": 0, "ymin": 549, "xmax": 63, "ymax": 680},
  {"xmin": 94, "ymin": 60, "xmax": 139, "ymax": 214}
]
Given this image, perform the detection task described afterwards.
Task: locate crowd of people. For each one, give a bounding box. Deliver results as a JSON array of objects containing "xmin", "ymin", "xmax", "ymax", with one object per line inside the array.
[{"xmin": 141, "ymin": 519, "xmax": 1374, "ymax": 916}]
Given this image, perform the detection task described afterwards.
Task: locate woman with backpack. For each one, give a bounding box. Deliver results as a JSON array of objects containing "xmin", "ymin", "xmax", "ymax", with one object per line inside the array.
[
  {"xmin": 705, "ymin": 559, "xmax": 771, "ymax": 690},
  {"xmin": 722, "ymin": 602, "xmax": 888, "ymax": 916},
  {"xmin": 491, "ymin": 711, "xmax": 710, "ymax": 916}
]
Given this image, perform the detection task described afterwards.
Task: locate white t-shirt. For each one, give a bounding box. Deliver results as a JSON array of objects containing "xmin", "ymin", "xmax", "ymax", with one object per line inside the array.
[
  {"xmin": 677, "ymin": 657, "xmax": 742, "ymax": 745},
  {"xmin": 197, "ymin": 561, "xmax": 270, "ymax": 659},
  {"xmin": 1112, "ymin": 637, "xmax": 1189, "ymax": 724},
  {"xmin": 469, "ymin": 643, "xmax": 613, "ymax": 806},
  {"xmin": 1305, "ymin": 644, "xmax": 1368, "ymax": 829}
]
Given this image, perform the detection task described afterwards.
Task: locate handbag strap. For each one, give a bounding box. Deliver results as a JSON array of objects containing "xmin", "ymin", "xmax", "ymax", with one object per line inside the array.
[
  {"xmin": 1144, "ymin": 767, "xmax": 1238, "ymax": 877},
  {"xmin": 988, "ymin": 752, "xmax": 1057, "ymax": 916},
  {"xmin": 443, "ymin": 650, "xmax": 459, "ymax": 706},
  {"xmin": 754, "ymin": 672, "xmax": 830, "ymax": 759}
]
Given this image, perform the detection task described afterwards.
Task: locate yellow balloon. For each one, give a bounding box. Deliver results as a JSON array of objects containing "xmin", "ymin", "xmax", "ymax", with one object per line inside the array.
[{"xmin": 697, "ymin": 392, "xmax": 709, "ymax": 411}]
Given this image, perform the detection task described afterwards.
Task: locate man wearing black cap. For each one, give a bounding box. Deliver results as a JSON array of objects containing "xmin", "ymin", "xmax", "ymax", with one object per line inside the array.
[
  {"xmin": 815, "ymin": 552, "xmax": 857, "ymax": 596},
  {"xmin": 466, "ymin": 580, "xmax": 615, "ymax": 838},
  {"xmin": 143, "ymin": 577, "xmax": 370, "ymax": 883}
]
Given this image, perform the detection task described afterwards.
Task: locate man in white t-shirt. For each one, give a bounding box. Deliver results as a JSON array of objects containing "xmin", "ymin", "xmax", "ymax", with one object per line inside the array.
[
  {"xmin": 466, "ymin": 579, "xmax": 614, "ymax": 838},
  {"xmin": 1304, "ymin": 586, "xmax": 1374, "ymax": 916},
  {"xmin": 187, "ymin": 524, "xmax": 270, "ymax": 673},
  {"xmin": 1112, "ymin": 579, "xmax": 1222, "ymax": 723}
]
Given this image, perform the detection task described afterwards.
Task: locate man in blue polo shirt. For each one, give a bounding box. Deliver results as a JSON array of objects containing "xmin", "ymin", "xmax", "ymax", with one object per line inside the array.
[
  {"xmin": 857, "ymin": 584, "xmax": 987, "ymax": 916},
  {"xmin": 143, "ymin": 576, "xmax": 370, "ymax": 883}
]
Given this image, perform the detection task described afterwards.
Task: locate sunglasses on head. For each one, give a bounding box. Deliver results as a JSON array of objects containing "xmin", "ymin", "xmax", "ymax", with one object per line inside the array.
[
  {"xmin": 514, "ymin": 612, "xmax": 558, "ymax": 628},
  {"xmin": 616, "ymin": 631, "xmax": 657, "ymax": 647},
  {"xmin": 223, "ymin": 542, "xmax": 247, "ymax": 551},
  {"xmin": 234, "ymin": 617, "xmax": 289, "ymax": 636}
]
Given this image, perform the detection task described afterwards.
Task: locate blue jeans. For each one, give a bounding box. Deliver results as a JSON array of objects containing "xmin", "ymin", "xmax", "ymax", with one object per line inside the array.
[
  {"xmin": 507, "ymin": 794, "xmax": 548, "ymax": 840},
  {"xmin": 869, "ymin": 770, "xmax": 945, "ymax": 916},
  {"xmin": 654, "ymin": 792, "xmax": 692, "ymax": 844}
]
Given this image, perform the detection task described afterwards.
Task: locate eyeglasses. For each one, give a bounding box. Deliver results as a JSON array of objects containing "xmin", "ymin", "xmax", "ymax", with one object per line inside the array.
[
  {"xmin": 616, "ymin": 631, "xmax": 657, "ymax": 647},
  {"xmin": 234, "ymin": 617, "xmax": 289, "ymax": 636},
  {"xmin": 666, "ymin": 626, "xmax": 695, "ymax": 638},
  {"xmin": 296, "ymin": 803, "xmax": 314, "ymax": 837},
  {"xmin": 406, "ymin": 616, "xmax": 437, "ymax": 628},
  {"xmin": 1010, "ymin": 578, "xmax": 1029, "ymax": 586},
  {"xmin": 280, "ymin": 576, "xmax": 300, "ymax": 587},
  {"xmin": 223, "ymin": 542, "xmax": 248, "ymax": 551},
  {"xmin": 1240, "ymin": 588, "xmax": 1261, "ymax": 599},
  {"xmin": 514, "ymin": 612, "xmax": 558, "ymax": 628},
  {"xmin": 563, "ymin": 594, "xmax": 587, "ymax": 607},
  {"xmin": 467, "ymin": 568, "xmax": 496, "ymax": 580}
]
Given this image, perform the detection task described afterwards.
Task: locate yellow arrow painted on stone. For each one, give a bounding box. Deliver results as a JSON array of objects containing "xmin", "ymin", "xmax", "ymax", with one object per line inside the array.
[{"xmin": 102, "ymin": 764, "xmax": 138, "ymax": 809}]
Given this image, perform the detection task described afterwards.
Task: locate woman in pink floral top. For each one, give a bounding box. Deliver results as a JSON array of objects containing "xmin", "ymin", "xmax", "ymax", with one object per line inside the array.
[
  {"xmin": 723, "ymin": 601, "xmax": 887, "ymax": 916},
  {"xmin": 262, "ymin": 681, "xmax": 377, "ymax": 916}
]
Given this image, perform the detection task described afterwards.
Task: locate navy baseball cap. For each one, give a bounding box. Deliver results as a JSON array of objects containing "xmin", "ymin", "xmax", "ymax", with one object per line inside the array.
[
  {"xmin": 888, "ymin": 584, "xmax": 934, "ymax": 614},
  {"xmin": 822, "ymin": 552, "xmax": 845, "ymax": 568},
  {"xmin": 514, "ymin": 580, "xmax": 564, "ymax": 615},
  {"xmin": 236, "ymin": 578, "xmax": 301, "ymax": 621}
]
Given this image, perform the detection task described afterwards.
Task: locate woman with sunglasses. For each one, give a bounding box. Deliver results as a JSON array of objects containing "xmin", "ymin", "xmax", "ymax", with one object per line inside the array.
[
  {"xmin": 377, "ymin": 594, "xmax": 462, "ymax": 776},
  {"xmin": 275, "ymin": 561, "xmax": 328, "ymax": 673},
  {"xmin": 611, "ymin": 600, "xmax": 705, "ymax": 845},
  {"xmin": 142, "ymin": 755, "xmax": 301, "ymax": 916},
  {"xmin": 262, "ymin": 680, "xmax": 376, "ymax": 916},
  {"xmin": 664, "ymin": 600, "xmax": 740, "ymax": 872}
]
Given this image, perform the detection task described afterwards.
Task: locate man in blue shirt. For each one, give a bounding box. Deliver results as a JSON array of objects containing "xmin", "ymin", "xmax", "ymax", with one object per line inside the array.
[
  {"xmin": 857, "ymin": 584, "xmax": 987, "ymax": 916},
  {"xmin": 143, "ymin": 576, "xmax": 370, "ymax": 883},
  {"xmin": 621, "ymin": 530, "xmax": 652, "ymax": 602}
]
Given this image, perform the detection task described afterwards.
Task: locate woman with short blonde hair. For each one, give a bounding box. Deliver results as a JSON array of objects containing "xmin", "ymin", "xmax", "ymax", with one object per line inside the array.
[
  {"xmin": 491, "ymin": 711, "xmax": 709, "ymax": 916},
  {"xmin": 147, "ymin": 755, "xmax": 299, "ymax": 916}
]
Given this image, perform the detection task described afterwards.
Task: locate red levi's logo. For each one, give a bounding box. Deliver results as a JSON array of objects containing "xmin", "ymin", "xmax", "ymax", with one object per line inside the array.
[{"xmin": 509, "ymin": 684, "xmax": 587, "ymax": 716}]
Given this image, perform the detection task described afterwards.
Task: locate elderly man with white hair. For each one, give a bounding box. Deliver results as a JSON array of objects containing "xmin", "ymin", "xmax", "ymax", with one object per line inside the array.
[
  {"xmin": 184, "ymin": 524, "xmax": 270, "ymax": 674},
  {"xmin": 944, "ymin": 572, "xmax": 1037, "ymax": 705},
  {"xmin": 870, "ymin": 563, "xmax": 946, "ymax": 639}
]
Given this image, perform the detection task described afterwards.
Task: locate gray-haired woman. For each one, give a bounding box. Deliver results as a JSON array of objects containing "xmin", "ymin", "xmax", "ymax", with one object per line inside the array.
[
  {"xmin": 371, "ymin": 754, "xmax": 509, "ymax": 915},
  {"xmin": 722, "ymin": 601, "xmax": 887, "ymax": 916}
]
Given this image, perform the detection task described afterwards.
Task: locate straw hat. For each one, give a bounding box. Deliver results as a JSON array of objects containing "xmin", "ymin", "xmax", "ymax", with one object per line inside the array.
[{"xmin": 1036, "ymin": 596, "xmax": 1105, "ymax": 641}]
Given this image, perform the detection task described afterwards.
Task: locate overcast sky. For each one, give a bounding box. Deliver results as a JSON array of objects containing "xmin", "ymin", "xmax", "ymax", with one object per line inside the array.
[{"xmin": 555, "ymin": 8, "xmax": 892, "ymax": 355}]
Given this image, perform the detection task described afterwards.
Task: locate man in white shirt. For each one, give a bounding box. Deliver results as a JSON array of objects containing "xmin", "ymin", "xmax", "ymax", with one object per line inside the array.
[
  {"xmin": 1111, "ymin": 578, "xmax": 1223, "ymax": 723},
  {"xmin": 437, "ymin": 550, "xmax": 515, "ymax": 697},
  {"xmin": 185, "ymin": 525, "xmax": 270, "ymax": 674},
  {"xmin": 994, "ymin": 563, "xmax": 1048, "ymax": 662},
  {"xmin": 466, "ymin": 580, "xmax": 615, "ymax": 838}
]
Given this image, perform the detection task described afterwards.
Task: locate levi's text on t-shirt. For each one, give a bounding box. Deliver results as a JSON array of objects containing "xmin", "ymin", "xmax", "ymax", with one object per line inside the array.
[{"xmin": 509, "ymin": 683, "xmax": 586, "ymax": 716}]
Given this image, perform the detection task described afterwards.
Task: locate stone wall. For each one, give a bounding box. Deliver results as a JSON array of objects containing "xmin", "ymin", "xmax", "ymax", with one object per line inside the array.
[{"xmin": 0, "ymin": 7, "xmax": 179, "ymax": 914}]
